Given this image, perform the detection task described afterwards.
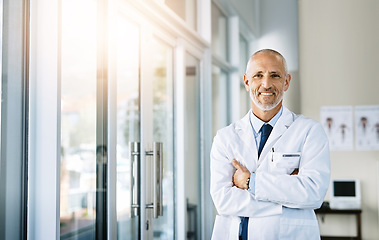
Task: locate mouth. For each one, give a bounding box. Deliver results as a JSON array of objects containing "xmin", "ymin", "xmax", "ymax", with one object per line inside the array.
[{"xmin": 259, "ymin": 92, "xmax": 275, "ymax": 96}]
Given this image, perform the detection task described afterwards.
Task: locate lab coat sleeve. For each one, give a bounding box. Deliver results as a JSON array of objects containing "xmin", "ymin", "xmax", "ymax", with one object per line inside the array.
[
  {"xmin": 254, "ymin": 122, "xmax": 331, "ymax": 209},
  {"xmin": 210, "ymin": 132, "xmax": 282, "ymax": 218}
]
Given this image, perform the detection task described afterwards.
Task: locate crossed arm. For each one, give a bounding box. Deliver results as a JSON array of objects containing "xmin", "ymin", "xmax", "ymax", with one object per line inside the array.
[
  {"xmin": 210, "ymin": 136, "xmax": 283, "ymax": 218},
  {"xmin": 232, "ymin": 159, "xmax": 251, "ymax": 189},
  {"xmin": 211, "ymin": 123, "xmax": 330, "ymax": 217},
  {"xmin": 232, "ymin": 159, "xmax": 299, "ymax": 190}
]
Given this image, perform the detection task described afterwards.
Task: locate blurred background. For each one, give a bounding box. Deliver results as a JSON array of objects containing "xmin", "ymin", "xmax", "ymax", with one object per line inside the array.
[{"xmin": 1, "ymin": 0, "xmax": 379, "ymax": 239}]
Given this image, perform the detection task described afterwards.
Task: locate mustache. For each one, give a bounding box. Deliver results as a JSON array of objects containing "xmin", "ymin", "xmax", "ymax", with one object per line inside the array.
[{"xmin": 258, "ymin": 87, "xmax": 276, "ymax": 94}]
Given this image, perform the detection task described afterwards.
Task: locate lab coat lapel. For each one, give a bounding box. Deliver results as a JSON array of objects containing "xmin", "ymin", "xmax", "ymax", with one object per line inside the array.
[
  {"xmin": 235, "ymin": 110, "xmax": 258, "ymax": 170},
  {"xmin": 259, "ymin": 107, "xmax": 295, "ymax": 159}
]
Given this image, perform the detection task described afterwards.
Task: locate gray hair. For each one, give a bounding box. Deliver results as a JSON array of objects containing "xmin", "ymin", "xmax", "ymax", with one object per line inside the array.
[{"xmin": 246, "ymin": 49, "xmax": 288, "ymax": 76}]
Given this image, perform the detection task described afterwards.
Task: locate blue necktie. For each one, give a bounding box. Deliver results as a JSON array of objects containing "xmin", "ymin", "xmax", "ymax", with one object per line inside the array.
[
  {"xmin": 258, "ymin": 124, "xmax": 273, "ymax": 158},
  {"xmin": 240, "ymin": 124, "xmax": 273, "ymax": 240}
]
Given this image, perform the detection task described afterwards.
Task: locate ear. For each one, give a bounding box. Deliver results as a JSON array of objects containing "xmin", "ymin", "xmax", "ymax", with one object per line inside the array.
[
  {"xmin": 243, "ymin": 74, "xmax": 250, "ymax": 91},
  {"xmin": 284, "ymin": 74, "xmax": 291, "ymax": 91}
]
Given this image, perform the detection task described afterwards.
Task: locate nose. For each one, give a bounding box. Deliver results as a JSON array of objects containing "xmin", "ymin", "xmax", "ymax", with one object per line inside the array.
[{"xmin": 261, "ymin": 75, "xmax": 272, "ymax": 89}]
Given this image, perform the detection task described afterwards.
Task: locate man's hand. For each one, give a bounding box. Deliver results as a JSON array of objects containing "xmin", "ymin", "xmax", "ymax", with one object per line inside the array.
[{"xmin": 232, "ymin": 159, "xmax": 251, "ymax": 189}]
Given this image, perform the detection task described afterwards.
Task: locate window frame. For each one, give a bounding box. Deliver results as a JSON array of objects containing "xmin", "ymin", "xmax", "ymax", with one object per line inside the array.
[{"xmin": 0, "ymin": 0, "xmax": 30, "ymax": 239}]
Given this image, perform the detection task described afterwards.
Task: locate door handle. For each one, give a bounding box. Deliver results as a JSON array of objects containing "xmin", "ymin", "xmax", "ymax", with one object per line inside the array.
[
  {"xmin": 129, "ymin": 142, "xmax": 140, "ymax": 218},
  {"xmin": 146, "ymin": 142, "xmax": 163, "ymax": 218}
]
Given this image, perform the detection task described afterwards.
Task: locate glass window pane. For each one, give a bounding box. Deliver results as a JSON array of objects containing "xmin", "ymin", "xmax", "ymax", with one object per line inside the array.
[
  {"xmin": 114, "ymin": 15, "xmax": 140, "ymax": 240},
  {"xmin": 239, "ymin": 35, "xmax": 250, "ymax": 117},
  {"xmin": 211, "ymin": 3, "xmax": 228, "ymax": 60},
  {"xmin": 164, "ymin": 0, "xmax": 197, "ymax": 31},
  {"xmin": 184, "ymin": 53, "xmax": 201, "ymax": 240},
  {"xmin": 60, "ymin": 0, "xmax": 97, "ymax": 238},
  {"xmin": 151, "ymin": 38, "xmax": 175, "ymax": 239},
  {"xmin": 239, "ymin": 35, "xmax": 248, "ymax": 78},
  {"xmin": 212, "ymin": 65, "xmax": 228, "ymax": 137},
  {"xmin": 240, "ymin": 84, "xmax": 250, "ymax": 117}
]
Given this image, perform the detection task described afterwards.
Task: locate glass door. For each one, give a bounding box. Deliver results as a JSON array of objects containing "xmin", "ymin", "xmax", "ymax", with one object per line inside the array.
[
  {"xmin": 60, "ymin": 0, "xmax": 98, "ymax": 238},
  {"xmin": 147, "ymin": 37, "xmax": 175, "ymax": 240},
  {"xmin": 110, "ymin": 10, "xmax": 175, "ymax": 240},
  {"xmin": 111, "ymin": 13, "xmax": 141, "ymax": 240},
  {"xmin": 60, "ymin": 1, "xmax": 176, "ymax": 238}
]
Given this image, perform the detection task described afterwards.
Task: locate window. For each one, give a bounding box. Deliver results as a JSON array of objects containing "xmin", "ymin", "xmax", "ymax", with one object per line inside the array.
[
  {"xmin": 60, "ymin": 0, "xmax": 98, "ymax": 238},
  {"xmin": 239, "ymin": 34, "xmax": 251, "ymax": 117},
  {"xmin": 164, "ymin": 0, "xmax": 197, "ymax": 30},
  {"xmin": 0, "ymin": 0, "xmax": 29, "ymax": 238},
  {"xmin": 212, "ymin": 65, "xmax": 228, "ymax": 137},
  {"xmin": 211, "ymin": 1, "xmax": 231, "ymax": 134},
  {"xmin": 184, "ymin": 52, "xmax": 201, "ymax": 239},
  {"xmin": 211, "ymin": 2, "xmax": 228, "ymax": 60}
]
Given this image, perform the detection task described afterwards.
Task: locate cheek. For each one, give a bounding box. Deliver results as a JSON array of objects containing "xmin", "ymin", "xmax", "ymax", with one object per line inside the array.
[
  {"xmin": 250, "ymin": 82, "xmax": 260, "ymax": 91},
  {"xmin": 275, "ymin": 83, "xmax": 286, "ymax": 92}
]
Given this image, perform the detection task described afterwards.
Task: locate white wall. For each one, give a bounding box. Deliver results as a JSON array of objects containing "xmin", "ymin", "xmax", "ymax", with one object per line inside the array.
[{"xmin": 299, "ymin": 0, "xmax": 379, "ymax": 239}]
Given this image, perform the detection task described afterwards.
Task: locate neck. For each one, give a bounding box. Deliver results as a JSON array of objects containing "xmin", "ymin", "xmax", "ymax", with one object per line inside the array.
[{"xmin": 251, "ymin": 102, "xmax": 282, "ymax": 122}]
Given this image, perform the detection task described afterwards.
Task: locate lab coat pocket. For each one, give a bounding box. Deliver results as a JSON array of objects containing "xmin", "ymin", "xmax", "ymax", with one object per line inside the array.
[
  {"xmin": 211, "ymin": 215, "xmax": 240, "ymax": 240},
  {"xmin": 268, "ymin": 152, "xmax": 301, "ymax": 175},
  {"xmin": 279, "ymin": 218, "xmax": 320, "ymax": 240}
]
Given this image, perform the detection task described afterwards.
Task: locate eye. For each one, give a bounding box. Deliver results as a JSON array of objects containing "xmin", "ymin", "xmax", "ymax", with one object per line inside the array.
[
  {"xmin": 271, "ymin": 74, "xmax": 281, "ymax": 78},
  {"xmin": 253, "ymin": 73, "xmax": 263, "ymax": 78}
]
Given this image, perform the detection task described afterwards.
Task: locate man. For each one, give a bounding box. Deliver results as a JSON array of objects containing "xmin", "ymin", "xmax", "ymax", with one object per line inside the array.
[{"xmin": 210, "ymin": 49, "xmax": 330, "ymax": 239}]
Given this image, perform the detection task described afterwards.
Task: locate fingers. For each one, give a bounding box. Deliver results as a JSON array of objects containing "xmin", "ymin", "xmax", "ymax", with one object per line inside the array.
[{"xmin": 232, "ymin": 159, "xmax": 241, "ymax": 169}]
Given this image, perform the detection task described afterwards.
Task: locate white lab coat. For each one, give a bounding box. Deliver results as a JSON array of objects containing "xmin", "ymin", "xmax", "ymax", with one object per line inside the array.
[{"xmin": 210, "ymin": 107, "xmax": 330, "ymax": 240}]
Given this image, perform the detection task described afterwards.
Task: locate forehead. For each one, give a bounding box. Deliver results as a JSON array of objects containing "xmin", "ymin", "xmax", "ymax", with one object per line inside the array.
[{"xmin": 248, "ymin": 53, "xmax": 285, "ymax": 73}]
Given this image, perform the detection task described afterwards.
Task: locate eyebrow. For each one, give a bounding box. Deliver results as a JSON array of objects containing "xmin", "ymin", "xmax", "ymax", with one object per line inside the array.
[
  {"xmin": 253, "ymin": 71, "xmax": 282, "ymax": 75},
  {"xmin": 270, "ymin": 71, "xmax": 281, "ymax": 75}
]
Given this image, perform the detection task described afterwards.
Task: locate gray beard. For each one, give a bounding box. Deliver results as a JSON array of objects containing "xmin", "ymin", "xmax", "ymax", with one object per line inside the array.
[{"xmin": 250, "ymin": 89, "xmax": 283, "ymax": 111}]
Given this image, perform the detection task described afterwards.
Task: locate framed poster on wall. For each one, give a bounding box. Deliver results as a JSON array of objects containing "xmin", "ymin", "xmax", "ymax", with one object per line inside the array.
[
  {"xmin": 355, "ymin": 105, "xmax": 379, "ymax": 150},
  {"xmin": 320, "ymin": 106, "xmax": 354, "ymax": 151}
]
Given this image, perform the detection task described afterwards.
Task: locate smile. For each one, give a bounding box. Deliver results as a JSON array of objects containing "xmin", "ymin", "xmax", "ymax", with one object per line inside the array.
[{"xmin": 260, "ymin": 92, "xmax": 274, "ymax": 96}]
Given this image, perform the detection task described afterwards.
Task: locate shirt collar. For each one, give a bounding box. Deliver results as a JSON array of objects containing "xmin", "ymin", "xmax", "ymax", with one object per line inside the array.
[{"xmin": 250, "ymin": 106, "xmax": 283, "ymax": 135}]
